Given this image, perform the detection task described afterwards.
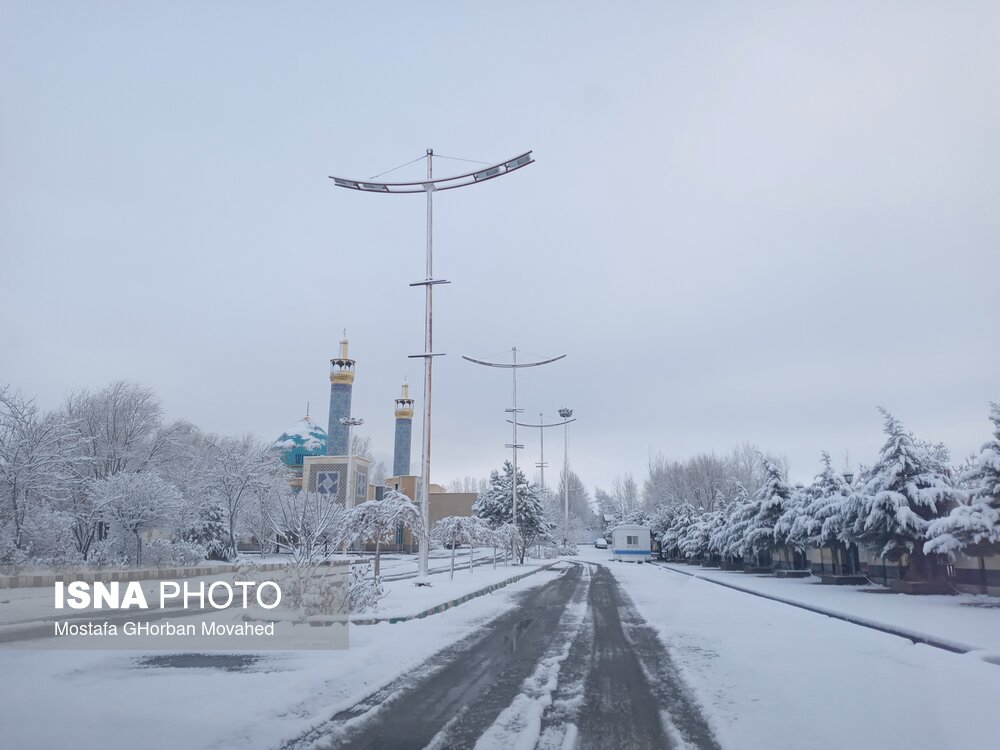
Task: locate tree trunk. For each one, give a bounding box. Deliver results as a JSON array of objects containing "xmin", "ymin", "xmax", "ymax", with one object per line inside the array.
[
  {"xmin": 469, "ymin": 541, "xmax": 474, "ymax": 573},
  {"xmin": 374, "ymin": 538, "xmax": 381, "ymax": 579},
  {"xmin": 450, "ymin": 537, "xmax": 456, "ymax": 580},
  {"xmin": 979, "ymin": 555, "xmax": 987, "ymax": 595},
  {"xmin": 135, "ymin": 530, "xmax": 142, "ymax": 567}
]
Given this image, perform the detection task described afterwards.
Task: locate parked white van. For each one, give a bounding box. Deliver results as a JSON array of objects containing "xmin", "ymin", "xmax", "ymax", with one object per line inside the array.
[{"xmin": 611, "ymin": 525, "xmax": 651, "ymax": 563}]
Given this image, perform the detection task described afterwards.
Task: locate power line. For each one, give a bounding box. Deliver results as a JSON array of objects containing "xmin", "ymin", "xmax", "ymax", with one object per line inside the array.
[
  {"xmin": 368, "ymin": 154, "xmax": 427, "ymax": 180},
  {"xmin": 432, "ymin": 153, "xmax": 492, "ymax": 166}
]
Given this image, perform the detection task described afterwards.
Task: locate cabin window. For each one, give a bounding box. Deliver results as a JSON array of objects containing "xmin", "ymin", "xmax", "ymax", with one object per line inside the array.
[{"xmin": 627, "ymin": 535, "xmax": 638, "ymax": 545}]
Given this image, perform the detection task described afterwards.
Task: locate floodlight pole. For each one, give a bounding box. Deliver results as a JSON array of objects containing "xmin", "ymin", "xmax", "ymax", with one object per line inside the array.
[
  {"xmin": 329, "ymin": 150, "xmax": 534, "ymax": 577},
  {"xmin": 559, "ymin": 407, "xmax": 574, "ymax": 545}
]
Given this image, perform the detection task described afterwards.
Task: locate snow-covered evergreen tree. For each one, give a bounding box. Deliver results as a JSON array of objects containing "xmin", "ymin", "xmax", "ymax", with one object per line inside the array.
[
  {"xmin": 925, "ymin": 402, "xmax": 1000, "ymax": 560},
  {"xmin": 713, "ymin": 482, "xmax": 754, "ymax": 565},
  {"xmin": 801, "ymin": 452, "xmax": 857, "ymax": 573},
  {"xmin": 657, "ymin": 504, "xmax": 694, "ymax": 559},
  {"xmin": 473, "ymin": 461, "xmax": 549, "ymax": 563},
  {"xmin": 848, "ymin": 409, "xmax": 960, "ymax": 580},
  {"xmin": 744, "ymin": 457, "xmax": 791, "ymax": 566}
]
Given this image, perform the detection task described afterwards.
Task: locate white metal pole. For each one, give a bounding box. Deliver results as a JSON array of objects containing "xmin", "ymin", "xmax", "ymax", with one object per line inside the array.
[
  {"xmin": 538, "ymin": 412, "xmax": 545, "ymax": 493},
  {"xmin": 419, "ymin": 149, "xmax": 433, "ymax": 577},
  {"xmin": 511, "ymin": 347, "xmax": 518, "ymax": 536},
  {"xmin": 563, "ymin": 420, "xmax": 569, "ymax": 546}
]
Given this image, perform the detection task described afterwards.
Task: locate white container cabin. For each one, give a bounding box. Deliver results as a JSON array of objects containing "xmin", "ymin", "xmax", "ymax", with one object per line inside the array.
[{"xmin": 611, "ymin": 525, "xmax": 651, "ymax": 562}]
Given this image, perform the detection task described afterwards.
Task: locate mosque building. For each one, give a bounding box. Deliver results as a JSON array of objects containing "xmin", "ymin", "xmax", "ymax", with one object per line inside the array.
[{"xmin": 274, "ymin": 335, "xmax": 476, "ymax": 545}]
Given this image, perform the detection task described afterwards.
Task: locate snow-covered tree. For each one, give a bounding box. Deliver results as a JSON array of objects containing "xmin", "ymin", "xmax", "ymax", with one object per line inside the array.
[
  {"xmin": 743, "ymin": 457, "xmax": 791, "ymax": 566},
  {"xmin": 542, "ymin": 484, "xmax": 588, "ymax": 548},
  {"xmin": 554, "ymin": 468, "xmax": 597, "ymax": 530},
  {"xmin": 204, "ymin": 435, "xmax": 283, "ymax": 560},
  {"xmin": 925, "ymin": 403, "xmax": 1000, "ymax": 564},
  {"xmin": 847, "ymin": 409, "xmax": 960, "ymax": 581},
  {"xmin": 595, "ymin": 473, "xmax": 643, "ymax": 521},
  {"xmin": 801, "ymin": 452, "xmax": 856, "ymax": 573},
  {"xmin": 657, "ymin": 504, "xmax": 695, "ymax": 559},
  {"xmin": 90, "ymin": 472, "xmax": 182, "ymax": 566},
  {"xmin": 432, "ymin": 515, "xmax": 487, "ymax": 579},
  {"xmin": 712, "ymin": 483, "xmax": 754, "ymax": 565},
  {"xmin": 679, "ymin": 510, "xmax": 714, "ymax": 560},
  {"xmin": 474, "ymin": 461, "xmax": 549, "ymax": 564},
  {"xmin": 0, "ymin": 387, "xmax": 74, "ymax": 553},
  {"xmin": 60, "ymin": 382, "xmax": 192, "ymax": 559},
  {"xmin": 239, "ymin": 473, "xmax": 287, "ymax": 558},
  {"xmin": 270, "ymin": 491, "xmax": 347, "ymax": 607},
  {"xmin": 348, "ymin": 491, "xmax": 427, "ymax": 578}
]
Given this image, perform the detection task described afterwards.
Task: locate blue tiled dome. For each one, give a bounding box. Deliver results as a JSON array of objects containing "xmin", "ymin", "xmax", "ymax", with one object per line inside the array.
[{"xmin": 274, "ymin": 416, "xmax": 328, "ymax": 467}]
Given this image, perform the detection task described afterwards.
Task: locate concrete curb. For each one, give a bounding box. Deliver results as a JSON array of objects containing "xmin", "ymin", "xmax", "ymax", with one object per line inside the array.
[
  {"xmin": 354, "ymin": 562, "xmax": 559, "ymax": 625},
  {"xmin": 654, "ymin": 562, "xmax": 975, "ymax": 655}
]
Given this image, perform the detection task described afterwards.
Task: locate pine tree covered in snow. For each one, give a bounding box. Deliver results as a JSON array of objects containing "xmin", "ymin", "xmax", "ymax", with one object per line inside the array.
[
  {"xmin": 925, "ymin": 402, "xmax": 1000, "ymax": 559},
  {"xmin": 473, "ymin": 461, "xmax": 549, "ymax": 563},
  {"xmin": 847, "ymin": 409, "xmax": 959, "ymax": 580},
  {"xmin": 713, "ymin": 482, "xmax": 754, "ymax": 565},
  {"xmin": 657, "ymin": 504, "xmax": 694, "ymax": 559},
  {"xmin": 802, "ymin": 452, "xmax": 857, "ymax": 573},
  {"xmin": 744, "ymin": 457, "xmax": 791, "ymax": 565}
]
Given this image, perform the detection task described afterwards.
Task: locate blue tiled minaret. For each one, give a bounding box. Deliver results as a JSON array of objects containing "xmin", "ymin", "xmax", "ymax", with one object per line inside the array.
[
  {"xmin": 327, "ymin": 337, "xmax": 355, "ymax": 456},
  {"xmin": 393, "ymin": 383, "xmax": 414, "ymax": 476}
]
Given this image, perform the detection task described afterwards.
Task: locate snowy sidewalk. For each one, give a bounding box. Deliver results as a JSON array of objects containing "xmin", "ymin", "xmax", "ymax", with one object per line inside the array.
[{"xmin": 655, "ymin": 562, "xmax": 1000, "ymax": 653}]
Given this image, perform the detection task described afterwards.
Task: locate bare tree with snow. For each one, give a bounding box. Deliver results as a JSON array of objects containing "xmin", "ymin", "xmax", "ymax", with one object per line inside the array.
[{"xmin": 90, "ymin": 472, "xmax": 181, "ymax": 566}]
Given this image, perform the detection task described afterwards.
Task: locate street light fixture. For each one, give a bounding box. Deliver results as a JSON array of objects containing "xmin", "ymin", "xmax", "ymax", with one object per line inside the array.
[
  {"xmin": 329, "ymin": 150, "xmax": 534, "ymax": 577},
  {"xmin": 558, "ymin": 408, "xmax": 574, "ymax": 545},
  {"xmin": 462, "ymin": 348, "xmax": 565, "ymax": 539},
  {"xmin": 507, "ymin": 410, "xmax": 576, "ymax": 546}
]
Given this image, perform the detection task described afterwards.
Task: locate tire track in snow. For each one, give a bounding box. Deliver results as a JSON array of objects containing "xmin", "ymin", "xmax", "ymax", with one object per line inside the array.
[{"xmin": 282, "ymin": 563, "xmax": 584, "ymax": 750}]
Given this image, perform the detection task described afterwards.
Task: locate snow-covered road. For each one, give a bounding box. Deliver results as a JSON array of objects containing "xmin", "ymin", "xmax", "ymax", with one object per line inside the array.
[{"xmin": 284, "ymin": 559, "xmax": 719, "ymax": 750}]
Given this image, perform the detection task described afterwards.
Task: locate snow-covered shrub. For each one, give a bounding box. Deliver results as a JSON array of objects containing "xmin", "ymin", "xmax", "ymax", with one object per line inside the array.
[
  {"xmin": 87, "ymin": 538, "xmax": 131, "ymax": 569},
  {"xmin": 0, "ymin": 530, "xmax": 31, "ymax": 574},
  {"xmin": 141, "ymin": 538, "xmax": 207, "ymax": 567},
  {"xmin": 31, "ymin": 548, "xmax": 87, "ymax": 572},
  {"xmin": 347, "ymin": 560, "xmax": 385, "ymax": 614}
]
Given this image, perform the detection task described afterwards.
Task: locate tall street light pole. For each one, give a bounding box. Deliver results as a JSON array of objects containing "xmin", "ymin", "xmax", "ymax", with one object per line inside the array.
[
  {"xmin": 329, "ymin": 151, "xmax": 534, "ymax": 576},
  {"xmin": 463, "ymin": 349, "xmax": 565, "ymax": 543},
  {"xmin": 507, "ymin": 410, "xmax": 576, "ymax": 544},
  {"xmin": 558, "ymin": 407, "xmax": 574, "ymax": 544}
]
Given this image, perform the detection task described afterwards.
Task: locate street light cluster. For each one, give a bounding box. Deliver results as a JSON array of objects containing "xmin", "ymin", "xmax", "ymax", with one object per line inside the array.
[{"xmin": 329, "ymin": 149, "xmax": 535, "ymax": 576}]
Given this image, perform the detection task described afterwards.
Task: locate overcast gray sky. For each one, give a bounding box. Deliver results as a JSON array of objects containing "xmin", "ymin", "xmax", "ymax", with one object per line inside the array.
[{"xmin": 2, "ymin": 1, "xmax": 998, "ymax": 492}]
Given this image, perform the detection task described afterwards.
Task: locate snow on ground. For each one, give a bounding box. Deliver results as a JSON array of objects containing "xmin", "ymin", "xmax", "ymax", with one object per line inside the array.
[
  {"xmin": 0, "ymin": 565, "xmax": 565, "ymax": 750},
  {"xmin": 579, "ymin": 547, "xmax": 1000, "ymax": 750},
  {"xmin": 0, "ymin": 547, "xmax": 504, "ymax": 630},
  {"xmin": 659, "ymin": 561, "xmax": 1000, "ymax": 653},
  {"xmin": 375, "ymin": 557, "xmax": 549, "ymax": 619}
]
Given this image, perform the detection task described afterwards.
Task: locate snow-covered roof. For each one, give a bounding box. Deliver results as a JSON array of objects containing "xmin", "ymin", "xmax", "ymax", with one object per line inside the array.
[{"xmin": 274, "ymin": 417, "xmax": 328, "ymax": 465}]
